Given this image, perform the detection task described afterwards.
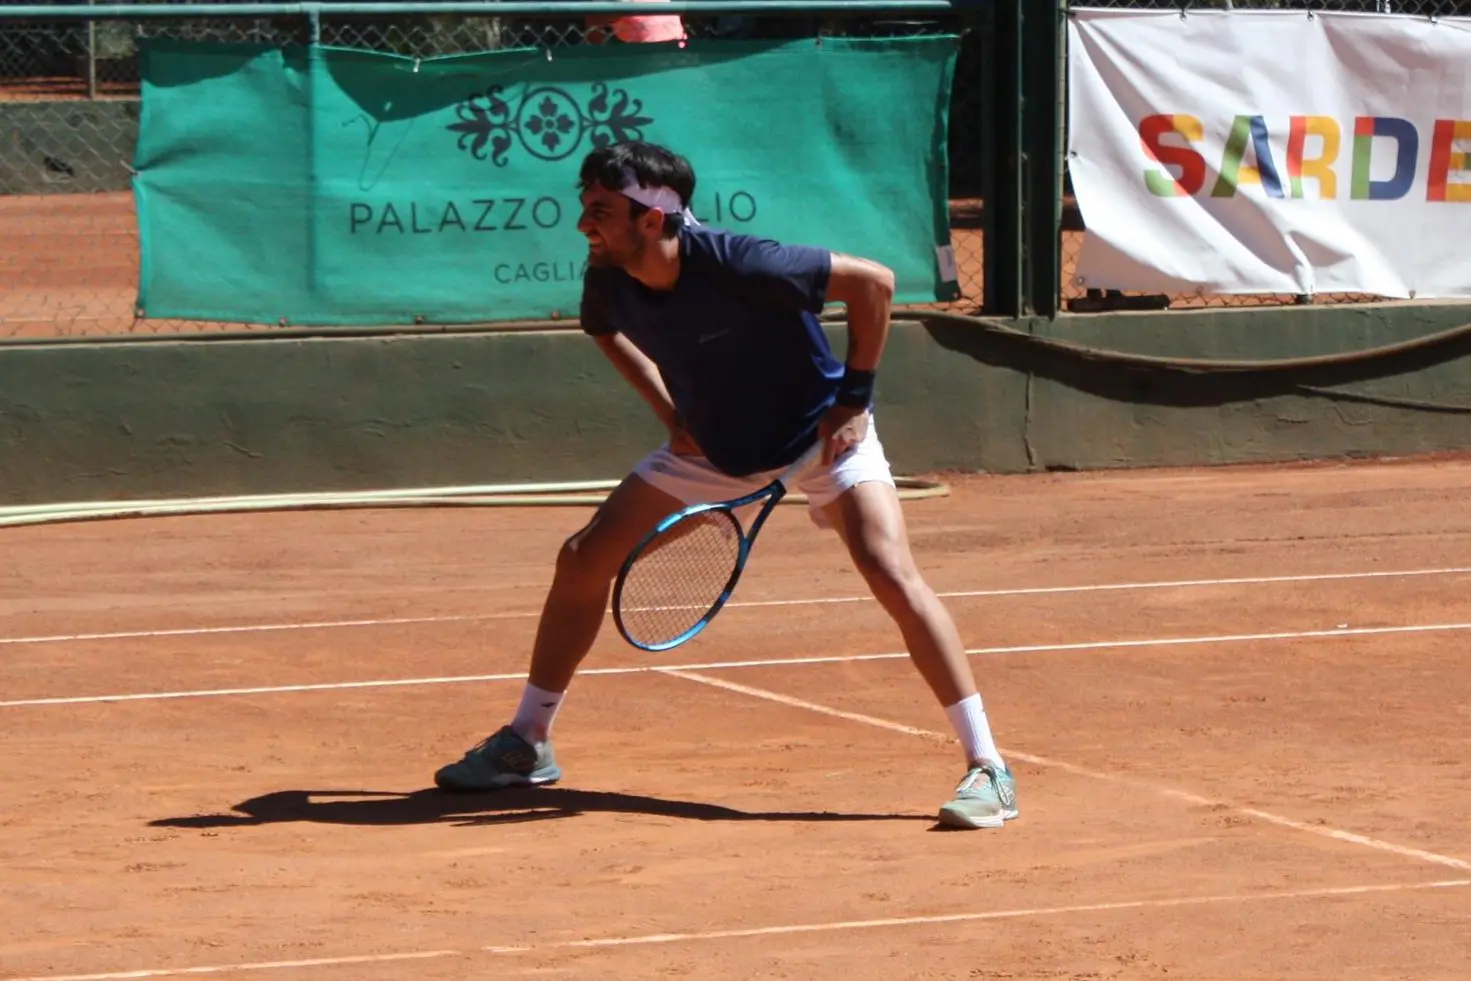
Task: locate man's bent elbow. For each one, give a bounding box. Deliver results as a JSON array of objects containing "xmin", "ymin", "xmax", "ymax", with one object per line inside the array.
[
  {"xmin": 871, "ymin": 263, "xmax": 896, "ymax": 302},
  {"xmin": 828, "ymin": 252, "xmax": 895, "ymax": 307},
  {"xmin": 857, "ymin": 262, "xmax": 895, "ymax": 309}
]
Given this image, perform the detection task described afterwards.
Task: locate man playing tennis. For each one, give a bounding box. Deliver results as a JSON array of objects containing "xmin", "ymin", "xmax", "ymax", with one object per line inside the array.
[{"xmin": 435, "ymin": 140, "xmax": 1018, "ymax": 830}]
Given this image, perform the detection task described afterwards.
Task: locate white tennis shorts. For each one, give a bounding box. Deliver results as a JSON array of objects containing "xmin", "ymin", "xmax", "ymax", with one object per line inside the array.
[{"xmin": 632, "ymin": 411, "xmax": 896, "ymax": 528}]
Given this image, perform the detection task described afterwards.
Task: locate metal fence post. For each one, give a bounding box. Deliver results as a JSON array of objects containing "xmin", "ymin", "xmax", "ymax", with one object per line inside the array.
[
  {"xmin": 1021, "ymin": 0, "xmax": 1063, "ymax": 318},
  {"xmin": 87, "ymin": 0, "xmax": 98, "ymax": 99},
  {"xmin": 981, "ymin": 0, "xmax": 1022, "ymax": 318},
  {"xmin": 985, "ymin": 0, "xmax": 1063, "ymax": 320}
]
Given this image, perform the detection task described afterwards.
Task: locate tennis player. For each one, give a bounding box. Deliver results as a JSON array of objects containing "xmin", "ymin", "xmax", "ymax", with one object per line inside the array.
[{"xmin": 435, "ymin": 140, "xmax": 1018, "ymax": 830}]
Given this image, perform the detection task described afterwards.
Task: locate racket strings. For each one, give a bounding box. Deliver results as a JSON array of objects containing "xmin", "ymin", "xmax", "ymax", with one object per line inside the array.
[{"xmin": 617, "ymin": 509, "xmax": 744, "ymax": 648}]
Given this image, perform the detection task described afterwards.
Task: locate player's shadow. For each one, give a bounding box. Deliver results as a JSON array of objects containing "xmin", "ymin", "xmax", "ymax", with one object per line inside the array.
[{"xmin": 148, "ymin": 787, "xmax": 929, "ymax": 829}]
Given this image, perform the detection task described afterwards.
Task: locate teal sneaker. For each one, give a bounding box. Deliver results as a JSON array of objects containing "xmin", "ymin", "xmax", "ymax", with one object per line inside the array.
[
  {"xmin": 434, "ymin": 725, "xmax": 561, "ymax": 792},
  {"xmin": 937, "ymin": 762, "xmax": 1019, "ymax": 829}
]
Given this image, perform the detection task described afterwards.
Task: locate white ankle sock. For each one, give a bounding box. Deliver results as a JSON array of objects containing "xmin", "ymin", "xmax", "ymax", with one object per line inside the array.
[
  {"xmin": 511, "ymin": 683, "xmax": 564, "ymax": 744},
  {"xmin": 945, "ymin": 693, "xmax": 1005, "ymax": 770}
]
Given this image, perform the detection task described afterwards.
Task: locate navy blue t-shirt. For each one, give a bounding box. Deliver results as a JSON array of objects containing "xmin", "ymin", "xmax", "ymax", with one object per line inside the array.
[{"xmin": 580, "ymin": 224, "xmax": 845, "ymax": 477}]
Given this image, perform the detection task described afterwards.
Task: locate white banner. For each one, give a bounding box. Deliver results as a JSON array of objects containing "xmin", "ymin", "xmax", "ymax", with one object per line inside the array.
[{"xmin": 1067, "ymin": 9, "xmax": 1471, "ymax": 298}]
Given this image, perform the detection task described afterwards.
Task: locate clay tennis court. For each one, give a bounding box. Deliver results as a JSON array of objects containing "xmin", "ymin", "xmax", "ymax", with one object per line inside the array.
[{"xmin": 3, "ymin": 455, "xmax": 1469, "ymax": 979}]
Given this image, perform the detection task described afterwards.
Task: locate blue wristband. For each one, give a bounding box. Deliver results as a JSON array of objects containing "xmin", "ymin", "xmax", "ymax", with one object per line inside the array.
[{"xmin": 834, "ymin": 366, "xmax": 876, "ymax": 408}]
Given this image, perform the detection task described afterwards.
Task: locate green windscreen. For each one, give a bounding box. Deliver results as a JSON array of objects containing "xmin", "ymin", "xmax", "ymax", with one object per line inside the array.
[{"xmin": 133, "ymin": 35, "xmax": 960, "ymax": 326}]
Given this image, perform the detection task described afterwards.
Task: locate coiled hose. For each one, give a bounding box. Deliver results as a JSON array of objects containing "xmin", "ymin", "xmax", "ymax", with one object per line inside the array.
[
  {"xmin": 912, "ymin": 309, "xmax": 1471, "ymax": 374},
  {"xmin": 0, "ymin": 477, "xmax": 953, "ymax": 529},
  {"xmin": 911, "ymin": 309, "xmax": 1471, "ymax": 413}
]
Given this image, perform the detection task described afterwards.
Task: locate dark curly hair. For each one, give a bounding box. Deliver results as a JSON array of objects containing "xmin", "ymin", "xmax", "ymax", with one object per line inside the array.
[{"xmin": 578, "ymin": 140, "xmax": 697, "ymax": 237}]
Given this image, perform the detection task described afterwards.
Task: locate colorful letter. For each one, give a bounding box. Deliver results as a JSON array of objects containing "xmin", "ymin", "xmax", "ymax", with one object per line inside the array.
[
  {"xmin": 1140, "ymin": 114, "xmax": 1206, "ymax": 197},
  {"xmin": 1212, "ymin": 115, "xmax": 1284, "ymax": 199},
  {"xmin": 1287, "ymin": 116, "xmax": 1341, "ymax": 199},
  {"xmin": 1351, "ymin": 117, "xmax": 1418, "ymax": 201},
  {"xmin": 1427, "ymin": 119, "xmax": 1471, "ymax": 202}
]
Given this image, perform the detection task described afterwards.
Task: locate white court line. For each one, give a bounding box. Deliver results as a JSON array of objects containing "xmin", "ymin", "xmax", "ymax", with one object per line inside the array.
[
  {"xmin": 3, "ymin": 564, "xmax": 1469, "ymax": 648},
  {"xmin": 2, "ymin": 950, "xmax": 461, "ymax": 981},
  {"xmin": 0, "ymin": 613, "xmax": 515, "ymax": 648},
  {"xmin": 11, "ymin": 880, "xmax": 1468, "ymax": 981},
  {"xmin": 664, "ymin": 669, "xmax": 1471, "ymax": 874},
  {"xmin": 5, "ymin": 619, "xmax": 1471, "ymax": 709}
]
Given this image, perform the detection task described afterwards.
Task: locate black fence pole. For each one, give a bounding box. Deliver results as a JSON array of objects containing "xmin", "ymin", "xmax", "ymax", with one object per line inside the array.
[
  {"xmin": 1021, "ymin": 0, "xmax": 1063, "ymax": 318},
  {"xmin": 981, "ymin": 0, "xmax": 1022, "ymax": 317}
]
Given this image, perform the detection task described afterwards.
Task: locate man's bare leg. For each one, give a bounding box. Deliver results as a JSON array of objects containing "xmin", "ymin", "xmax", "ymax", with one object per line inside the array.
[
  {"xmin": 821, "ymin": 481, "xmax": 1019, "ymax": 829},
  {"xmin": 522, "ymin": 473, "xmax": 683, "ymax": 693},
  {"xmin": 434, "ymin": 473, "xmax": 682, "ymax": 791}
]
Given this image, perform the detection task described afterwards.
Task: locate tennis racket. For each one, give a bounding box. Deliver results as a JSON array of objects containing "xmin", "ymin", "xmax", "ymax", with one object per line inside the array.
[{"xmin": 612, "ymin": 440, "xmax": 823, "ymax": 652}]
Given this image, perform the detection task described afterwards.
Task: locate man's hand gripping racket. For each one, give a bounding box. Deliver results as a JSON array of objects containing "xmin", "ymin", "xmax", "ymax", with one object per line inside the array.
[{"xmin": 612, "ymin": 440, "xmax": 822, "ymax": 652}]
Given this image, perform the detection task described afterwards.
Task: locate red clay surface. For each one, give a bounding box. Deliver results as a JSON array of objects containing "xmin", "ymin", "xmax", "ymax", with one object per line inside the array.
[{"xmin": 3, "ymin": 456, "xmax": 1470, "ymax": 979}]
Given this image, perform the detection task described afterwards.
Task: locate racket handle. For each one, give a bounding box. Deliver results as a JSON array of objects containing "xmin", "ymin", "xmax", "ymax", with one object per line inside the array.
[{"xmin": 778, "ymin": 440, "xmax": 825, "ymax": 487}]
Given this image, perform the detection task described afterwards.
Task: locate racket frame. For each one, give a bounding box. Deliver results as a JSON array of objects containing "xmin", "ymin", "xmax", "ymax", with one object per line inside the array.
[{"xmin": 612, "ymin": 441, "xmax": 822, "ymax": 652}]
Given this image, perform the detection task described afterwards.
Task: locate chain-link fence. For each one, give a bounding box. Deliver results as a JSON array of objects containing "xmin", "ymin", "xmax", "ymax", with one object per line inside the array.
[
  {"xmin": 1061, "ymin": 0, "xmax": 1471, "ymax": 313},
  {"xmin": 0, "ymin": 2, "xmax": 987, "ymax": 340}
]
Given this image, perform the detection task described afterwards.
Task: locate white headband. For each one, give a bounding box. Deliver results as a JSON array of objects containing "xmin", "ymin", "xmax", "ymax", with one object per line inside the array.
[{"xmin": 619, "ymin": 170, "xmax": 699, "ymax": 226}]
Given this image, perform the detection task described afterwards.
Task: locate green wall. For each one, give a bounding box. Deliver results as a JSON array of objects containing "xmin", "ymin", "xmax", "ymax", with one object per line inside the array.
[
  {"xmin": 3, "ymin": 302, "xmax": 1471, "ymax": 506},
  {"xmin": 929, "ymin": 303, "xmax": 1471, "ymax": 473}
]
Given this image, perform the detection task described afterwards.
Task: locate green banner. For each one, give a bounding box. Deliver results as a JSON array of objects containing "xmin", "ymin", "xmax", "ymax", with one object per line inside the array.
[{"xmin": 133, "ymin": 35, "xmax": 960, "ymax": 326}]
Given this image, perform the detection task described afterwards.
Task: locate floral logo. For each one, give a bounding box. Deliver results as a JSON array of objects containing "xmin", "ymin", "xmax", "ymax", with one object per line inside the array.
[{"xmin": 449, "ymin": 82, "xmax": 654, "ymax": 166}]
